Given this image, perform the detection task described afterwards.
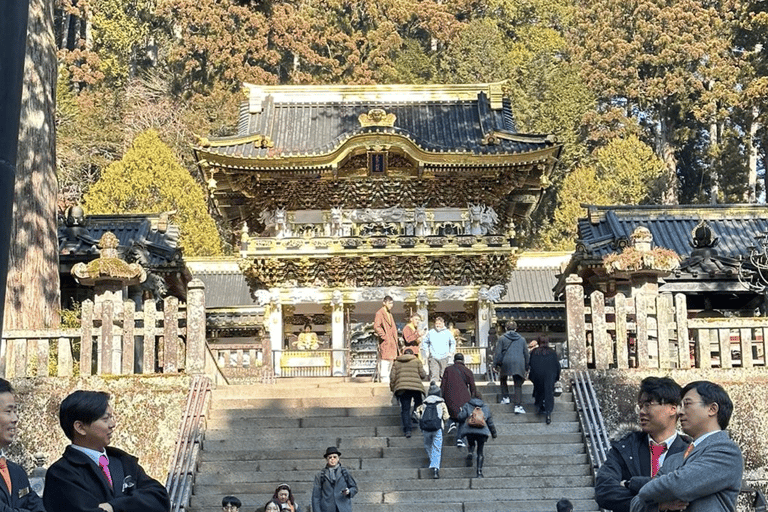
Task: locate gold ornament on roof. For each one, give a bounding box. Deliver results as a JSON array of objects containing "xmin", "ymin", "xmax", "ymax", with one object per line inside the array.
[{"xmin": 359, "ymin": 108, "xmax": 396, "ymax": 127}]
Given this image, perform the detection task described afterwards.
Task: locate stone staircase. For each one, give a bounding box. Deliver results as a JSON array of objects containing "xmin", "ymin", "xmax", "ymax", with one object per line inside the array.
[{"xmin": 190, "ymin": 378, "xmax": 599, "ymax": 512}]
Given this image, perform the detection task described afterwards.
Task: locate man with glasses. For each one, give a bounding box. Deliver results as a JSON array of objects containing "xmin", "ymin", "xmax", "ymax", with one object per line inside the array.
[
  {"xmin": 631, "ymin": 381, "xmax": 743, "ymax": 512},
  {"xmin": 595, "ymin": 377, "xmax": 690, "ymax": 512}
]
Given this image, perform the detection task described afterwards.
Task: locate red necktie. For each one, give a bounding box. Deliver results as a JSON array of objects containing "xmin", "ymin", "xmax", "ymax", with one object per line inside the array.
[
  {"xmin": 683, "ymin": 443, "xmax": 694, "ymax": 459},
  {"xmin": 650, "ymin": 442, "xmax": 667, "ymax": 477},
  {"xmin": 98, "ymin": 455, "xmax": 113, "ymax": 488},
  {"xmin": 0, "ymin": 457, "xmax": 11, "ymax": 492}
]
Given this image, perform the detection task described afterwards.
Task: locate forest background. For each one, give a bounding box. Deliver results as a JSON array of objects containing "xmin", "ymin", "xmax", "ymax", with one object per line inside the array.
[{"xmin": 6, "ymin": 0, "xmax": 768, "ymax": 329}]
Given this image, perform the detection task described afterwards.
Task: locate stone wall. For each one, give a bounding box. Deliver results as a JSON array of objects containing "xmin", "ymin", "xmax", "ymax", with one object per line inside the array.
[
  {"xmin": 584, "ymin": 368, "xmax": 768, "ymax": 492},
  {"xmin": 7, "ymin": 375, "xmax": 190, "ymax": 482}
]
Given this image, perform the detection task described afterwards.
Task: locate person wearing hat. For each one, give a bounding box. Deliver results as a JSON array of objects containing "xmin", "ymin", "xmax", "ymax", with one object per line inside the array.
[
  {"xmin": 440, "ymin": 352, "xmax": 477, "ymax": 447},
  {"xmin": 312, "ymin": 447, "xmax": 357, "ymax": 512},
  {"xmin": 413, "ymin": 382, "xmax": 450, "ymax": 479}
]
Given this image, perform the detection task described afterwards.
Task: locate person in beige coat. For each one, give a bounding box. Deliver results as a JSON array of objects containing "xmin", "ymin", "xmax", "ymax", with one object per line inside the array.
[{"xmin": 390, "ymin": 348, "xmax": 427, "ymax": 437}]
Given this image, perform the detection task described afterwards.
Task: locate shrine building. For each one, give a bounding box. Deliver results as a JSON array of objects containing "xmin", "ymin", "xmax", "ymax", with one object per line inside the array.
[{"xmin": 192, "ymin": 82, "xmax": 562, "ymax": 377}]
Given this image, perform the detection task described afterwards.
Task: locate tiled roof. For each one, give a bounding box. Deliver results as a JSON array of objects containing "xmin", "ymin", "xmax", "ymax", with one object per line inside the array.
[
  {"xmin": 505, "ymin": 267, "xmax": 561, "ymax": 303},
  {"xmin": 197, "ymin": 84, "xmax": 557, "ymax": 160},
  {"xmin": 58, "ymin": 213, "xmax": 183, "ymax": 270},
  {"xmin": 190, "ymin": 270, "xmax": 259, "ymax": 309},
  {"xmin": 575, "ymin": 204, "xmax": 768, "ymax": 261}
]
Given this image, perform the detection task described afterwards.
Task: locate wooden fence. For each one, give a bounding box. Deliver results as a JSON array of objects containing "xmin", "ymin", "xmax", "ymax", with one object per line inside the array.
[
  {"xmin": 0, "ymin": 279, "xmax": 207, "ymax": 378},
  {"xmin": 565, "ymin": 276, "xmax": 768, "ymax": 370}
]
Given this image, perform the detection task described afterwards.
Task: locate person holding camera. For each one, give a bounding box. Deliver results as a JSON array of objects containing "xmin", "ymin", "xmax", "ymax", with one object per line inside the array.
[{"xmin": 311, "ymin": 447, "xmax": 357, "ymax": 512}]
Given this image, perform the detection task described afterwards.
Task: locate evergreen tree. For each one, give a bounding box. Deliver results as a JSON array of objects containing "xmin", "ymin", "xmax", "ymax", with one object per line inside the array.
[{"xmin": 84, "ymin": 129, "xmax": 223, "ymax": 257}]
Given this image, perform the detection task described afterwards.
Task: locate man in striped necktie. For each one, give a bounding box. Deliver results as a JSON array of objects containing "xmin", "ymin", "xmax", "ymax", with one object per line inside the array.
[
  {"xmin": 43, "ymin": 390, "xmax": 170, "ymax": 512},
  {"xmin": 0, "ymin": 379, "xmax": 44, "ymax": 512}
]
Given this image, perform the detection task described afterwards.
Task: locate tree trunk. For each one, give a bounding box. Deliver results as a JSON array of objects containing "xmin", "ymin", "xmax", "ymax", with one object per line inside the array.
[
  {"xmin": 3, "ymin": 0, "xmax": 61, "ymax": 330},
  {"xmin": 658, "ymin": 118, "xmax": 679, "ymax": 205},
  {"xmin": 745, "ymin": 106, "xmax": 759, "ymax": 203}
]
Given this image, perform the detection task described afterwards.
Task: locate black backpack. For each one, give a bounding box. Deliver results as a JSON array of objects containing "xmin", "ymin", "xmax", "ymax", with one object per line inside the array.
[{"xmin": 419, "ymin": 402, "xmax": 442, "ymax": 432}]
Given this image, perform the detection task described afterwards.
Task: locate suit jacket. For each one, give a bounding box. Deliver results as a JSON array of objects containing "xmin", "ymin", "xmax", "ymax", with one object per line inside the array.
[
  {"xmin": 0, "ymin": 458, "xmax": 45, "ymax": 512},
  {"xmin": 373, "ymin": 307, "xmax": 399, "ymax": 361},
  {"xmin": 44, "ymin": 445, "xmax": 170, "ymax": 512},
  {"xmin": 630, "ymin": 430, "xmax": 743, "ymax": 512},
  {"xmin": 595, "ymin": 431, "xmax": 690, "ymax": 512}
]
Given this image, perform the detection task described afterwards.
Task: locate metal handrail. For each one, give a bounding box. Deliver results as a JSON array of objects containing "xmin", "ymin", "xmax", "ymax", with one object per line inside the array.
[
  {"xmin": 166, "ymin": 375, "xmax": 211, "ymax": 512},
  {"xmin": 571, "ymin": 370, "xmax": 612, "ymax": 475}
]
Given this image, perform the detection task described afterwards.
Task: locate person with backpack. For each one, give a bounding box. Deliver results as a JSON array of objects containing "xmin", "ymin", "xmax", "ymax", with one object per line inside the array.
[
  {"xmin": 389, "ymin": 348, "xmax": 427, "ymax": 438},
  {"xmin": 414, "ymin": 382, "xmax": 450, "ymax": 479},
  {"xmin": 457, "ymin": 391, "xmax": 497, "ymax": 477}
]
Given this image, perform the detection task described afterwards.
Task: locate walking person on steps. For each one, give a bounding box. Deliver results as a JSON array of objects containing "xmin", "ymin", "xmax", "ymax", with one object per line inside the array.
[
  {"xmin": 414, "ymin": 382, "xmax": 450, "ymax": 479},
  {"xmin": 457, "ymin": 391, "xmax": 497, "ymax": 477},
  {"xmin": 493, "ymin": 320, "xmax": 529, "ymax": 414}
]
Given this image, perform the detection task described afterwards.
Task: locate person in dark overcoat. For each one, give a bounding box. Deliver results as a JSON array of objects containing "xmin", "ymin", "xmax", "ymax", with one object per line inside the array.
[
  {"xmin": 0, "ymin": 379, "xmax": 45, "ymax": 512},
  {"xmin": 390, "ymin": 349, "xmax": 427, "ymax": 438},
  {"xmin": 43, "ymin": 390, "xmax": 170, "ymax": 512},
  {"xmin": 457, "ymin": 392, "xmax": 497, "ymax": 477},
  {"xmin": 440, "ymin": 353, "xmax": 476, "ymax": 445},
  {"xmin": 492, "ymin": 320, "xmax": 529, "ymax": 414},
  {"xmin": 311, "ymin": 447, "xmax": 357, "ymax": 512},
  {"xmin": 528, "ymin": 336, "xmax": 561, "ymax": 424}
]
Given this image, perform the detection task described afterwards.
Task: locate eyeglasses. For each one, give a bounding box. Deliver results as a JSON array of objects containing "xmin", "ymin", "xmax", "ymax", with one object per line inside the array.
[
  {"xmin": 635, "ymin": 400, "xmax": 661, "ymax": 412},
  {"xmin": 680, "ymin": 400, "xmax": 707, "ymax": 409}
]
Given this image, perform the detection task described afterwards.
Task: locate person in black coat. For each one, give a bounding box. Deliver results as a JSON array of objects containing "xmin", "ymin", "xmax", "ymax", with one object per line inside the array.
[
  {"xmin": 456, "ymin": 392, "xmax": 497, "ymax": 478},
  {"xmin": 0, "ymin": 379, "xmax": 45, "ymax": 512},
  {"xmin": 43, "ymin": 390, "xmax": 170, "ymax": 512},
  {"xmin": 528, "ymin": 336, "xmax": 561, "ymax": 424}
]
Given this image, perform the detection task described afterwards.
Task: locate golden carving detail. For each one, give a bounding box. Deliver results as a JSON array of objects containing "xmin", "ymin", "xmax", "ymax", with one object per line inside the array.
[{"xmin": 359, "ymin": 108, "xmax": 396, "ymax": 127}]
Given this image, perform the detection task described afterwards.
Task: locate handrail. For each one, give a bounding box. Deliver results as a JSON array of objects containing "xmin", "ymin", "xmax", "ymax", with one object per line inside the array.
[
  {"xmin": 166, "ymin": 375, "xmax": 211, "ymax": 512},
  {"xmin": 571, "ymin": 371, "xmax": 612, "ymax": 476}
]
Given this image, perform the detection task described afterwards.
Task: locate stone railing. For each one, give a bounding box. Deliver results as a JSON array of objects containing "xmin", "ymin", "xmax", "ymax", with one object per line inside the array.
[
  {"xmin": 565, "ymin": 275, "xmax": 768, "ymax": 370},
  {"xmin": 0, "ymin": 279, "xmax": 207, "ymax": 378}
]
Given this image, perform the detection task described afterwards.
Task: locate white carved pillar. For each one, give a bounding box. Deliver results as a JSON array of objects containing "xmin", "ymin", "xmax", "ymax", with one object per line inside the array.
[
  {"xmin": 476, "ymin": 292, "xmax": 493, "ymax": 374},
  {"xmin": 331, "ymin": 290, "xmax": 345, "ymax": 376},
  {"xmin": 268, "ymin": 289, "xmax": 283, "ymax": 376}
]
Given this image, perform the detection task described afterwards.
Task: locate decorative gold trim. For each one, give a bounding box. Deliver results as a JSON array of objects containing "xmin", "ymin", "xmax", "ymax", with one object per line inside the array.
[
  {"xmin": 359, "ymin": 109, "xmax": 396, "ymax": 127},
  {"xmin": 195, "ymin": 133, "xmax": 274, "ymax": 149}
]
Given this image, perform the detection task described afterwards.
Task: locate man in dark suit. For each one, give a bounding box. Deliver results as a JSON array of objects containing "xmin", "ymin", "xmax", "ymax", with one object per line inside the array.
[
  {"xmin": 595, "ymin": 376, "xmax": 690, "ymax": 512},
  {"xmin": 43, "ymin": 390, "xmax": 170, "ymax": 512},
  {"xmin": 0, "ymin": 379, "xmax": 44, "ymax": 512},
  {"xmin": 631, "ymin": 381, "xmax": 743, "ymax": 512}
]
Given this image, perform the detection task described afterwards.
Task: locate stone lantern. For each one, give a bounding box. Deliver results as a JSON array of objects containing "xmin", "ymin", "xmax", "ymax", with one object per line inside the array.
[{"xmin": 72, "ymin": 232, "xmax": 146, "ymax": 372}]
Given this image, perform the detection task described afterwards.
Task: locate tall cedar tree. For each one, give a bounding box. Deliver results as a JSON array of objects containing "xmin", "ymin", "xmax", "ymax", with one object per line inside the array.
[
  {"xmin": 571, "ymin": 0, "xmax": 740, "ymax": 205},
  {"xmin": 4, "ymin": 0, "xmax": 61, "ymax": 330},
  {"xmin": 83, "ymin": 130, "xmax": 222, "ymax": 257}
]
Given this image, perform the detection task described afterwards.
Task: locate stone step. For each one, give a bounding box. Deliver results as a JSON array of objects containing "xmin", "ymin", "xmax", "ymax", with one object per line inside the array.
[
  {"xmin": 203, "ymin": 415, "xmax": 580, "ymax": 440},
  {"xmin": 194, "ymin": 474, "xmax": 595, "ymax": 495},
  {"xmin": 190, "ymin": 500, "xmax": 599, "ymax": 512},
  {"xmin": 190, "ymin": 487, "xmax": 595, "ymax": 508},
  {"xmin": 193, "ymin": 463, "xmax": 593, "ymax": 485},
  {"xmin": 199, "ymin": 442, "xmax": 585, "ymax": 462},
  {"xmin": 202, "ymin": 433, "xmax": 585, "ymax": 453},
  {"xmin": 206, "ymin": 402, "xmax": 575, "ymax": 423},
  {"xmin": 197, "ymin": 453, "xmax": 590, "ymax": 473}
]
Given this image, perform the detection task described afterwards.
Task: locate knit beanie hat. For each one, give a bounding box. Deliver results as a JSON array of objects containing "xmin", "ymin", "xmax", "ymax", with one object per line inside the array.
[{"xmin": 428, "ymin": 381, "xmax": 441, "ymax": 396}]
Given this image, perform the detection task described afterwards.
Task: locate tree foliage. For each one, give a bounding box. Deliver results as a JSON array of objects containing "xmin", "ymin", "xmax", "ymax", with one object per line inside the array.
[
  {"xmin": 83, "ymin": 130, "xmax": 222, "ymax": 256},
  {"xmin": 538, "ymin": 135, "xmax": 665, "ymax": 249}
]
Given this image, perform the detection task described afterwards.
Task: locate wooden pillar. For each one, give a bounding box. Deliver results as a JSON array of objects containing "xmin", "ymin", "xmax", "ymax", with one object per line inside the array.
[{"xmin": 331, "ymin": 294, "xmax": 345, "ymax": 376}]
